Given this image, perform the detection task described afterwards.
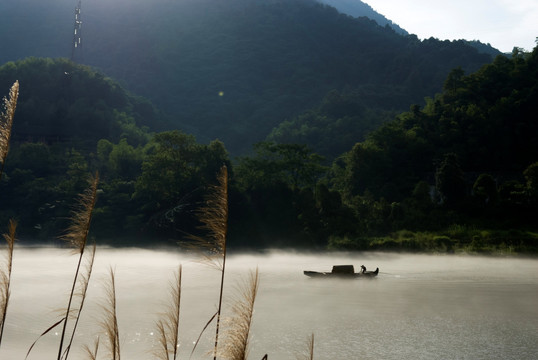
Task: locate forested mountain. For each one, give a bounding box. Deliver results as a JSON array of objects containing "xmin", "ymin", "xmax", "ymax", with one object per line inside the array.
[
  {"xmin": 351, "ymin": 48, "xmax": 538, "ymax": 192},
  {"xmin": 0, "ymin": 0, "xmax": 495, "ymax": 154},
  {"xmin": 0, "ymin": 58, "xmax": 162, "ymax": 149},
  {"xmin": 1, "ymin": 47, "xmax": 537, "ymax": 252},
  {"xmin": 317, "ymin": 0, "xmax": 407, "ymax": 34}
]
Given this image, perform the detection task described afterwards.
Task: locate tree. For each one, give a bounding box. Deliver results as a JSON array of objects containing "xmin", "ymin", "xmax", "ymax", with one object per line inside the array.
[
  {"xmin": 435, "ymin": 153, "xmax": 466, "ymax": 206},
  {"xmin": 134, "ymin": 131, "xmax": 201, "ymax": 211},
  {"xmin": 236, "ymin": 142, "xmax": 326, "ymax": 191},
  {"xmin": 443, "ymin": 67, "xmax": 465, "ymax": 95},
  {"xmin": 107, "ymin": 139, "xmax": 143, "ymax": 179},
  {"xmin": 343, "ymin": 142, "xmax": 388, "ymax": 198},
  {"xmin": 472, "ymin": 173, "xmax": 497, "ymax": 205},
  {"xmin": 132, "ymin": 131, "xmax": 232, "ymax": 236},
  {"xmin": 523, "ymin": 162, "xmax": 538, "ymax": 203}
]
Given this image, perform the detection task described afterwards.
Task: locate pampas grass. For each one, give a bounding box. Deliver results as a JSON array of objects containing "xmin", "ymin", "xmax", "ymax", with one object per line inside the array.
[
  {"xmin": 0, "ymin": 219, "xmax": 16, "ymax": 346},
  {"xmin": 0, "ymin": 80, "xmax": 19, "ymax": 180},
  {"xmin": 61, "ymin": 172, "xmax": 99, "ymax": 252},
  {"xmin": 154, "ymin": 265, "xmax": 182, "ymax": 360},
  {"xmin": 188, "ymin": 165, "xmax": 229, "ymax": 271},
  {"xmin": 187, "ymin": 165, "xmax": 229, "ymax": 359},
  {"xmin": 218, "ymin": 268, "xmax": 259, "ymax": 360},
  {"xmin": 101, "ymin": 267, "xmax": 121, "ymax": 360},
  {"xmin": 25, "ymin": 175, "xmax": 99, "ymax": 359},
  {"xmin": 57, "ymin": 173, "xmax": 99, "ymax": 360}
]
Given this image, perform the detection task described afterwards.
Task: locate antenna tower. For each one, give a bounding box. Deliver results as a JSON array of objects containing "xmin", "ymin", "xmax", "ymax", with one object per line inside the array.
[{"xmin": 71, "ymin": 1, "xmax": 82, "ymax": 62}]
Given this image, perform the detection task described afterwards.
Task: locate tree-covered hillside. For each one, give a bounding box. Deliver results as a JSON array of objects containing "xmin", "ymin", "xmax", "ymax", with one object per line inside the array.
[
  {"xmin": 322, "ymin": 46, "xmax": 538, "ymax": 251},
  {"xmin": 0, "ymin": 0, "xmax": 494, "ymax": 154},
  {"xmin": 334, "ymin": 47, "xmax": 538, "ymax": 203},
  {"xmin": 0, "ymin": 58, "xmax": 163, "ymax": 149},
  {"xmin": 1, "ymin": 48, "xmax": 537, "ymax": 253},
  {"xmin": 317, "ymin": 0, "xmax": 408, "ymax": 34}
]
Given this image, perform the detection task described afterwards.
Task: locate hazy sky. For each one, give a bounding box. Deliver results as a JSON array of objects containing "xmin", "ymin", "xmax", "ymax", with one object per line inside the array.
[{"xmin": 364, "ymin": 0, "xmax": 537, "ymax": 52}]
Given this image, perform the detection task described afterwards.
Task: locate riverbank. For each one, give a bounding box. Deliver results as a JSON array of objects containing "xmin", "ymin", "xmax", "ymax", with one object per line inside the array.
[
  {"xmin": 328, "ymin": 227, "xmax": 538, "ymax": 255},
  {"xmin": 12, "ymin": 226, "xmax": 538, "ymax": 256}
]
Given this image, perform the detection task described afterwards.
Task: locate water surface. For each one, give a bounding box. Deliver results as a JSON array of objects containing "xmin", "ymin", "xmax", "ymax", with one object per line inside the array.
[{"xmin": 2, "ymin": 248, "xmax": 537, "ymax": 359}]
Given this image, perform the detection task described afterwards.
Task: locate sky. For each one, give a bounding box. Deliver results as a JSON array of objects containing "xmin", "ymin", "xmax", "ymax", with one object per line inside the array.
[{"xmin": 363, "ymin": 0, "xmax": 538, "ymax": 53}]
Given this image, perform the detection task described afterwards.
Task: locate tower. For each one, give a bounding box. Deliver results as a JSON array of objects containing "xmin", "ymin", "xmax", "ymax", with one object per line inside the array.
[{"xmin": 71, "ymin": 1, "xmax": 82, "ymax": 62}]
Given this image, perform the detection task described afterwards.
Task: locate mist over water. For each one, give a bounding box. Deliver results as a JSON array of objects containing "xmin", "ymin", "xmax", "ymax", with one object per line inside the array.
[{"xmin": 1, "ymin": 247, "xmax": 537, "ymax": 359}]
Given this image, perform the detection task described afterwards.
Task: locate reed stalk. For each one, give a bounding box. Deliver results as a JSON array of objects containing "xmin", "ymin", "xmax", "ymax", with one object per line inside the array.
[
  {"xmin": 57, "ymin": 173, "xmax": 99, "ymax": 360},
  {"xmin": 25, "ymin": 174, "xmax": 99, "ymax": 360},
  {"xmin": 101, "ymin": 267, "xmax": 121, "ymax": 360},
  {"xmin": 154, "ymin": 265, "xmax": 182, "ymax": 360},
  {"xmin": 0, "ymin": 80, "xmax": 19, "ymax": 180},
  {"xmin": 296, "ymin": 333, "xmax": 314, "ymax": 360},
  {"xmin": 219, "ymin": 268, "xmax": 260, "ymax": 360},
  {"xmin": 0, "ymin": 219, "xmax": 17, "ymax": 347},
  {"xmin": 186, "ymin": 165, "xmax": 228, "ymax": 359},
  {"xmin": 62, "ymin": 243, "xmax": 97, "ymax": 360}
]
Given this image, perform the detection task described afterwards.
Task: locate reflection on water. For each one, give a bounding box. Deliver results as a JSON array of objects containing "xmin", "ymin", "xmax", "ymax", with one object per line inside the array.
[{"xmin": 1, "ymin": 247, "xmax": 537, "ymax": 359}]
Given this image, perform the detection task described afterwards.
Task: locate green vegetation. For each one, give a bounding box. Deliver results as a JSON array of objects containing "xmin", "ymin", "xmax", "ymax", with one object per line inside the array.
[
  {"xmin": 0, "ymin": 47, "xmax": 537, "ymax": 255},
  {"xmin": 0, "ymin": 0, "xmax": 495, "ymax": 154},
  {"xmin": 329, "ymin": 228, "xmax": 538, "ymax": 254}
]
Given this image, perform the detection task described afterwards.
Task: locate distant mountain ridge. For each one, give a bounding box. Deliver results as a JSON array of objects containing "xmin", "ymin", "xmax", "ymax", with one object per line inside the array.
[
  {"xmin": 317, "ymin": 0, "xmax": 501, "ymax": 56},
  {"xmin": 0, "ymin": 0, "xmax": 496, "ymax": 155},
  {"xmin": 317, "ymin": 0, "xmax": 407, "ymax": 35}
]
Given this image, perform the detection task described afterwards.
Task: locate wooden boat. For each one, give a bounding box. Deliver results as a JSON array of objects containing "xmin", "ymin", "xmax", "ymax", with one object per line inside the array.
[{"xmin": 303, "ymin": 265, "xmax": 379, "ymax": 278}]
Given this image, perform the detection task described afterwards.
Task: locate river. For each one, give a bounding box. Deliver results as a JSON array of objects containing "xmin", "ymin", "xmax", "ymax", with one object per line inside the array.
[{"xmin": 1, "ymin": 247, "xmax": 537, "ymax": 359}]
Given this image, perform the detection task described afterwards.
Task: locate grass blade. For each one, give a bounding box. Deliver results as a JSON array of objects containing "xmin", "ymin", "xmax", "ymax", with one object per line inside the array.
[
  {"xmin": 190, "ymin": 311, "xmax": 218, "ymax": 359},
  {"xmin": 25, "ymin": 318, "xmax": 66, "ymax": 360}
]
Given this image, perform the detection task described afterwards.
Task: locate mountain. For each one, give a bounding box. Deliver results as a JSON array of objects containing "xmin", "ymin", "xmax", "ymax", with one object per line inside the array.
[
  {"xmin": 0, "ymin": 0, "xmax": 495, "ymax": 155},
  {"xmin": 0, "ymin": 57, "xmax": 159, "ymax": 148},
  {"xmin": 316, "ymin": 0, "xmax": 407, "ymax": 35}
]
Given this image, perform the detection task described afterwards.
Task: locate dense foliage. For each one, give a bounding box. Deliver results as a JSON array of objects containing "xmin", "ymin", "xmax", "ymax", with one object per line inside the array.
[
  {"xmin": 0, "ymin": 0, "xmax": 495, "ymax": 154},
  {"xmin": 324, "ymin": 46, "xmax": 538, "ymax": 252},
  {"xmin": 0, "ymin": 57, "xmax": 163, "ymax": 149},
  {"xmin": 1, "ymin": 46, "xmax": 537, "ymax": 253}
]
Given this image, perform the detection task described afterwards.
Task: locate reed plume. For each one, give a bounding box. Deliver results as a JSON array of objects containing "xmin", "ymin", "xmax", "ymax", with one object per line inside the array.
[
  {"xmin": 82, "ymin": 337, "xmax": 100, "ymax": 360},
  {"xmin": 186, "ymin": 165, "xmax": 228, "ymax": 359},
  {"xmin": 188, "ymin": 165, "xmax": 228, "ymax": 270},
  {"xmin": 154, "ymin": 265, "xmax": 182, "ymax": 360},
  {"xmin": 57, "ymin": 173, "xmax": 99, "ymax": 360},
  {"xmin": 0, "ymin": 219, "xmax": 17, "ymax": 347},
  {"xmin": 100, "ymin": 267, "xmax": 121, "ymax": 360},
  {"xmin": 295, "ymin": 334, "xmax": 314, "ymax": 360},
  {"xmin": 218, "ymin": 268, "xmax": 260, "ymax": 360},
  {"xmin": 0, "ymin": 80, "xmax": 19, "ymax": 180}
]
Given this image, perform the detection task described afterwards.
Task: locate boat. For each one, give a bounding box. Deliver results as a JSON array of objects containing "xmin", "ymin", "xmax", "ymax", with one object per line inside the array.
[{"xmin": 303, "ymin": 265, "xmax": 379, "ymax": 278}]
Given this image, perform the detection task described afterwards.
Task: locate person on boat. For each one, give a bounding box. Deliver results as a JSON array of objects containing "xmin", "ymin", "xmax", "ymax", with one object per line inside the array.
[{"xmin": 360, "ymin": 265, "xmax": 366, "ymax": 273}]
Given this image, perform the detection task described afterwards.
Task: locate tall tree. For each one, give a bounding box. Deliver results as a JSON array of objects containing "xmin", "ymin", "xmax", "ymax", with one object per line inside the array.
[{"xmin": 435, "ymin": 153, "xmax": 466, "ymax": 206}]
